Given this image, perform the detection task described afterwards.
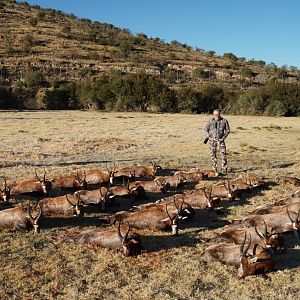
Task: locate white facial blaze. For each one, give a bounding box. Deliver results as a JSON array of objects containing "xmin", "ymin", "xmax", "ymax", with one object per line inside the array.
[
  {"xmin": 2, "ymin": 195, "xmax": 7, "ymax": 202},
  {"xmin": 171, "ymin": 224, "xmax": 178, "ymax": 235}
]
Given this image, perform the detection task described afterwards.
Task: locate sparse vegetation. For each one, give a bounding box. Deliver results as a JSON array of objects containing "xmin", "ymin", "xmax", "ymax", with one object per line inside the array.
[{"xmin": 0, "ymin": 112, "xmax": 299, "ymax": 299}]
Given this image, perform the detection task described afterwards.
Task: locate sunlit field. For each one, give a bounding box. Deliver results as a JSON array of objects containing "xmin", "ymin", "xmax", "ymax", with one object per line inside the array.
[{"xmin": 0, "ymin": 111, "xmax": 299, "ymax": 300}]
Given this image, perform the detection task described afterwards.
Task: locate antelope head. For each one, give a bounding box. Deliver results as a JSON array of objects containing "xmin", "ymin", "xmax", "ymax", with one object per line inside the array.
[
  {"xmin": 66, "ymin": 194, "xmax": 83, "ymax": 219},
  {"xmin": 204, "ymin": 185, "xmax": 215, "ymax": 209},
  {"xmin": 254, "ymin": 221, "xmax": 279, "ymax": 252},
  {"xmin": 238, "ymin": 233, "xmax": 274, "ymax": 279},
  {"xmin": 0, "ymin": 180, "xmax": 11, "ymax": 203},
  {"xmin": 76, "ymin": 171, "xmax": 87, "ymax": 190},
  {"xmin": 166, "ymin": 202, "xmax": 179, "ymax": 236},
  {"xmin": 99, "ymin": 185, "xmax": 109, "ymax": 211},
  {"xmin": 224, "ymin": 180, "xmax": 236, "ymax": 199},
  {"xmin": 174, "ymin": 196, "xmax": 195, "ymax": 221},
  {"xmin": 117, "ymin": 221, "xmax": 141, "ymax": 256},
  {"xmin": 35, "ymin": 170, "xmax": 52, "ymax": 195},
  {"xmin": 27, "ymin": 201, "xmax": 42, "ymax": 234},
  {"xmin": 106, "ymin": 161, "xmax": 117, "ymax": 185}
]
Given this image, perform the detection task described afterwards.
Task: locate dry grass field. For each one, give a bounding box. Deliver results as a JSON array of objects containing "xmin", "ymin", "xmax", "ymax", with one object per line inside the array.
[{"xmin": 0, "ymin": 111, "xmax": 300, "ymax": 300}]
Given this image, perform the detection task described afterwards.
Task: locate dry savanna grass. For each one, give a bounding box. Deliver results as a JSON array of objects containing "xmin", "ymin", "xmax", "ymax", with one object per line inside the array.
[{"xmin": 0, "ymin": 111, "xmax": 300, "ymax": 300}]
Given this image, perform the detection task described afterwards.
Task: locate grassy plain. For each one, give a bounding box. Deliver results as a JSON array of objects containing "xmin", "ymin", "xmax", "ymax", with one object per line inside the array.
[{"xmin": 0, "ymin": 111, "xmax": 299, "ymax": 300}]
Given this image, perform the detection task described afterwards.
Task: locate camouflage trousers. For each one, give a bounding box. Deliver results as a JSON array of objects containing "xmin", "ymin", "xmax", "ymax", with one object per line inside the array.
[{"xmin": 209, "ymin": 139, "xmax": 227, "ymax": 173}]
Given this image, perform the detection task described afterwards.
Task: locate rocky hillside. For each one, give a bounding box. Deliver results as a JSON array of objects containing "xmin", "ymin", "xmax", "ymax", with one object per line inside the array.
[{"xmin": 0, "ymin": 0, "xmax": 299, "ymax": 95}]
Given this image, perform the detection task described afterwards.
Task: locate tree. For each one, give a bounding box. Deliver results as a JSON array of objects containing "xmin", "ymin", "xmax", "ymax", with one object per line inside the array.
[
  {"xmin": 22, "ymin": 34, "xmax": 34, "ymax": 53},
  {"xmin": 24, "ymin": 70, "xmax": 44, "ymax": 87},
  {"xmin": 223, "ymin": 52, "xmax": 238, "ymax": 62},
  {"xmin": 239, "ymin": 66, "xmax": 253, "ymax": 78},
  {"xmin": 193, "ymin": 68, "xmax": 208, "ymax": 78},
  {"xmin": 207, "ymin": 50, "xmax": 216, "ymax": 56},
  {"xmin": 28, "ymin": 17, "xmax": 38, "ymax": 27}
]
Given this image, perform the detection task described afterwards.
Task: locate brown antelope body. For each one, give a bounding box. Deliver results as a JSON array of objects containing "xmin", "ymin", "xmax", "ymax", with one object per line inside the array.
[
  {"xmin": 200, "ymin": 234, "xmax": 275, "ymax": 279},
  {"xmin": 75, "ymin": 187, "xmax": 109, "ymax": 210},
  {"xmin": 174, "ymin": 170, "xmax": 204, "ymax": 183},
  {"xmin": 51, "ymin": 172, "xmax": 87, "ymax": 190},
  {"xmin": 11, "ymin": 171, "xmax": 52, "ymax": 196},
  {"xmin": 0, "ymin": 203, "xmax": 42, "ymax": 234},
  {"xmin": 84, "ymin": 162, "xmax": 116, "ymax": 185},
  {"xmin": 129, "ymin": 179, "xmax": 169, "ymax": 193},
  {"xmin": 243, "ymin": 208, "xmax": 300, "ymax": 239},
  {"xmin": 39, "ymin": 194, "xmax": 83, "ymax": 218},
  {"xmin": 219, "ymin": 222, "xmax": 279, "ymax": 250},
  {"xmin": 180, "ymin": 186, "xmax": 218, "ymax": 209},
  {"xmin": 154, "ymin": 174, "xmax": 184, "ymax": 188},
  {"xmin": 277, "ymin": 176, "xmax": 300, "ymax": 188},
  {"xmin": 211, "ymin": 180, "xmax": 237, "ymax": 200},
  {"xmin": 108, "ymin": 199, "xmax": 193, "ymax": 235},
  {"xmin": 54, "ymin": 222, "xmax": 141, "ymax": 256},
  {"xmin": 115, "ymin": 163, "xmax": 162, "ymax": 179},
  {"xmin": 251, "ymin": 202, "xmax": 300, "ymax": 215},
  {"xmin": 237, "ymin": 172, "xmax": 265, "ymax": 187}
]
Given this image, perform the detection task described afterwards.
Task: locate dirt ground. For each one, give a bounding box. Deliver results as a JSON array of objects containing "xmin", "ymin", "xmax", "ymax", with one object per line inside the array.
[{"xmin": 0, "ymin": 111, "xmax": 299, "ymax": 300}]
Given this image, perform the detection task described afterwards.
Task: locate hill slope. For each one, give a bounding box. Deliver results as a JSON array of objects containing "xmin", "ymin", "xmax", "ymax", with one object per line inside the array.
[{"xmin": 1, "ymin": 0, "xmax": 299, "ymax": 92}]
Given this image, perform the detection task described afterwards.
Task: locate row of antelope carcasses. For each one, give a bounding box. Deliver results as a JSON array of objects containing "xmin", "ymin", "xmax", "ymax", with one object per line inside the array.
[{"xmin": 2, "ymin": 163, "xmax": 299, "ymax": 278}]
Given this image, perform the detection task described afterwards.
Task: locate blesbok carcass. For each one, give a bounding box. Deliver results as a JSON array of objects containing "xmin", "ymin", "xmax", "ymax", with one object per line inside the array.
[
  {"xmin": 174, "ymin": 169, "xmax": 204, "ymax": 183},
  {"xmin": 0, "ymin": 202, "xmax": 42, "ymax": 234},
  {"xmin": 180, "ymin": 186, "xmax": 219, "ymax": 209},
  {"xmin": 84, "ymin": 162, "xmax": 116, "ymax": 185},
  {"xmin": 211, "ymin": 180, "xmax": 237, "ymax": 200},
  {"xmin": 51, "ymin": 171, "xmax": 87, "ymax": 190},
  {"xmin": 74, "ymin": 186, "xmax": 109, "ymax": 210},
  {"xmin": 114, "ymin": 162, "xmax": 162, "ymax": 179},
  {"xmin": 274, "ymin": 195, "xmax": 300, "ymax": 206},
  {"xmin": 109, "ymin": 180, "xmax": 146, "ymax": 200},
  {"xmin": 108, "ymin": 198, "xmax": 193, "ymax": 235},
  {"xmin": 242, "ymin": 207, "xmax": 300, "ymax": 240},
  {"xmin": 237, "ymin": 172, "xmax": 265, "ymax": 187},
  {"xmin": 0, "ymin": 180, "xmax": 11, "ymax": 203},
  {"xmin": 39, "ymin": 194, "xmax": 83, "ymax": 219},
  {"xmin": 229, "ymin": 178, "xmax": 252, "ymax": 191},
  {"xmin": 154, "ymin": 173, "xmax": 185, "ymax": 188},
  {"xmin": 277, "ymin": 176, "xmax": 300, "ymax": 188},
  {"xmin": 53, "ymin": 221, "xmax": 142, "ymax": 256},
  {"xmin": 199, "ymin": 234, "xmax": 275, "ymax": 279},
  {"xmin": 129, "ymin": 178, "xmax": 170, "ymax": 193},
  {"xmin": 219, "ymin": 221, "xmax": 279, "ymax": 251},
  {"xmin": 251, "ymin": 201, "xmax": 300, "ymax": 215},
  {"xmin": 10, "ymin": 170, "xmax": 52, "ymax": 196},
  {"xmin": 134, "ymin": 196, "xmax": 195, "ymax": 222}
]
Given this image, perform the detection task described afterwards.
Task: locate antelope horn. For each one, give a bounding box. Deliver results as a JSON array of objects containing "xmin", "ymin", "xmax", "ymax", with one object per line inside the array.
[
  {"xmin": 112, "ymin": 161, "xmax": 116, "ymax": 173},
  {"xmin": 106, "ymin": 162, "xmax": 109, "ymax": 173},
  {"xmin": 27, "ymin": 201, "xmax": 34, "ymax": 220},
  {"xmin": 179, "ymin": 195, "xmax": 184, "ymax": 211},
  {"xmin": 34, "ymin": 202, "xmax": 42, "ymax": 221},
  {"xmin": 123, "ymin": 221, "xmax": 130, "ymax": 241},
  {"xmin": 240, "ymin": 232, "xmax": 247, "ymax": 255},
  {"xmin": 173, "ymin": 196, "xmax": 178, "ymax": 210},
  {"xmin": 65, "ymin": 195, "xmax": 75, "ymax": 207},
  {"xmin": 35, "ymin": 170, "xmax": 42, "ymax": 182},
  {"xmin": 286, "ymin": 207, "xmax": 295, "ymax": 223},
  {"xmin": 254, "ymin": 222, "xmax": 265, "ymax": 240},
  {"xmin": 118, "ymin": 220, "xmax": 124, "ymax": 241},
  {"xmin": 263, "ymin": 220, "xmax": 268, "ymax": 238},
  {"xmin": 43, "ymin": 169, "xmax": 46, "ymax": 182},
  {"xmin": 99, "ymin": 183, "xmax": 103, "ymax": 197},
  {"xmin": 166, "ymin": 203, "xmax": 173, "ymax": 221}
]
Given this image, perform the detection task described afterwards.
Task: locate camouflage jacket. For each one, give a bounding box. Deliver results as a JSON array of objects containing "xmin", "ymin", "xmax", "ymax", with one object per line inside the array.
[{"xmin": 204, "ymin": 117, "xmax": 230, "ymax": 141}]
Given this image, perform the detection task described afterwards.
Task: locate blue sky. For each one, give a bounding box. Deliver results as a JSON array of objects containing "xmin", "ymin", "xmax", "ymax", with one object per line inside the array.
[{"xmin": 26, "ymin": 0, "xmax": 300, "ymax": 68}]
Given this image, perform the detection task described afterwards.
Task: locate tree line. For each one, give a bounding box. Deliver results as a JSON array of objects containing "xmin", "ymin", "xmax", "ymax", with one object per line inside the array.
[{"xmin": 0, "ymin": 73, "xmax": 299, "ymax": 116}]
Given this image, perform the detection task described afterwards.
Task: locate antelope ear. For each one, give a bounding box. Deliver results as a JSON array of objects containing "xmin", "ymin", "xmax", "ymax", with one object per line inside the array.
[
  {"xmin": 249, "ymin": 257, "xmax": 258, "ymax": 263},
  {"xmin": 131, "ymin": 239, "xmax": 139, "ymax": 244}
]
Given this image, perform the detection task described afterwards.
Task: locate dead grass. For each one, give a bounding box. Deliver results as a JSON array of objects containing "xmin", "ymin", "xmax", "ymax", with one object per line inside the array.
[{"xmin": 0, "ymin": 111, "xmax": 300, "ymax": 300}]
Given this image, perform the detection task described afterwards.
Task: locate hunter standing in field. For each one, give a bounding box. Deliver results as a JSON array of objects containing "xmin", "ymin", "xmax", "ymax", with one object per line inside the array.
[{"xmin": 204, "ymin": 109, "xmax": 230, "ymax": 176}]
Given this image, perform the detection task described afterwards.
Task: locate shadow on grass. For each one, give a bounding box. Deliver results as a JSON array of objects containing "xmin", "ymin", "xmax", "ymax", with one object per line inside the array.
[{"xmin": 142, "ymin": 232, "xmax": 199, "ymax": 252}]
